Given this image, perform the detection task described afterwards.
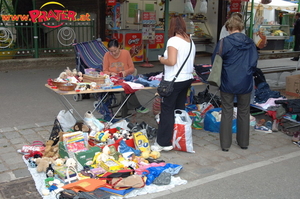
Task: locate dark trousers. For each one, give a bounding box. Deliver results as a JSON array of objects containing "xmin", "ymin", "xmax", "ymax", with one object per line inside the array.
[
  {"xmin": 156, "ymin": 79, "xmax": 193, "ymax": 146},
  {"xmin": 220, "ymin": 91, "xmax": 251, "ymax": 149},
  {"xmin": 293, "ymin": 35, "xmax": 300, "ymax": 60}
]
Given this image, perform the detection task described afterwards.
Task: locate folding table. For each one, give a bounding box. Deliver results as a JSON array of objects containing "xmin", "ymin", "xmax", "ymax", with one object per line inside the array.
[{"xmin": 45, "ymin": 82, "xmax": 205, "ymax": 123}]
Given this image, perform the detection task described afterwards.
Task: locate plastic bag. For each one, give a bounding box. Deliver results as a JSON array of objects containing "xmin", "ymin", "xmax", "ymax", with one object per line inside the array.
[
  {"xmin": 173, "ymin": 109, "xmax": 194, "ymax": 153},
  {"xmin": 57, "ymin": 109, "xmax": 76, "ymax": 132},
  {"xmin": 199, "ymin": 0, "xmax": 208, "ymax": 14},
  {"xmin": 204, "ymin": 108, "xmax": 237, "ymax": 133},
  {"xmin": 184, "ymin": 0, "xmax": 195, "ymax": 13}
]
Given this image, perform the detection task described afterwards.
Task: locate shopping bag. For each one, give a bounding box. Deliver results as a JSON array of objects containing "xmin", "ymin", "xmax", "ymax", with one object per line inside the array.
[
  {"xmin": 207, "ymin": 39, "xmax": 223, "ymax": 87},
  {"xmin": 173, "ymin": 109, "xmax": 194, "ymax": 153},
  {"xmin": 204, "ymin": 108, "xmax": 237, "ymax": 133},
  {"xmin": 57, "ymin": 109, "xmax": 77, "ymax": 132},
  {"xmin": 207, "ymin": 54, "xmax": 222, "ymax": 87},
  {"xmin": 184, "ymin": 0, "xmax": 194, "ymax": 13}
]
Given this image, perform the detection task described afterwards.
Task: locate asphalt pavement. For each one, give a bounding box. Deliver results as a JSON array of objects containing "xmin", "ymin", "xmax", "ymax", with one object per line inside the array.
[{"xmin": 0, "ymin": 54, "xmax": 300, "ymax": 199}]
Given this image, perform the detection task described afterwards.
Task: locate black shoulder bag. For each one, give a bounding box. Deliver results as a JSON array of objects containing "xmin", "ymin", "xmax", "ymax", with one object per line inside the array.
[{"xmin": 157, "ymin": 39, "xmax": 192, "ymax": 97}]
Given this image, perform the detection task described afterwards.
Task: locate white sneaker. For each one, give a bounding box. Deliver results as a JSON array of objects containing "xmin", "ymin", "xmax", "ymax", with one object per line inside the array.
[{"xmin": 151, "ymin": 143, "xmax": 173, "ymax": 152}]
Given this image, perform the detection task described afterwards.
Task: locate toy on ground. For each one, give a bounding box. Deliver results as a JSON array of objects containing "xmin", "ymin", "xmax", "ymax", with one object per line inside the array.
[
  {"xmin": 43, "ymin": 140, "xmax": 59, "ymax": 159},
  {"xmin": 65, "ymin": 158, "xmax": 77, "ymax": 168},
  {"xmin": 35, "ymin": 157, "xmax": 54, "ymax": 173}
]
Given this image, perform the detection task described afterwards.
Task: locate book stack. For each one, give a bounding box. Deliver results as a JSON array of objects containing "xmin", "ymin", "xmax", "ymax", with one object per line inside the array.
[
  {"xmin": 54, "ymin": 166, "xmax": 78, "ymax": 183},
  {"xmin": 63, "ymin": 131, "xmax": 88, "ymax": 153}
]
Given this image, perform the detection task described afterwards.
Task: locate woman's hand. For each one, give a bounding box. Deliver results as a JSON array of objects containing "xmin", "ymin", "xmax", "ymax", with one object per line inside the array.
[{"xmin": 110, "ymin": 72, "xmax": 118, "ymax": 76}]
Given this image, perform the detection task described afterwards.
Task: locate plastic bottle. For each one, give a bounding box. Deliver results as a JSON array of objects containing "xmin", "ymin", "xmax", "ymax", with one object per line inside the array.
[{"xmin": 183, "ymin": 14, "xmax": 195, "ymax": 35}]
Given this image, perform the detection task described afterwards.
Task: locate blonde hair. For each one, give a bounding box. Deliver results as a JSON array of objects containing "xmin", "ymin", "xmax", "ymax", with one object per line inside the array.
[{"xmin": 225, "ymin": 15, "xmax": 244, "ymax": 32}]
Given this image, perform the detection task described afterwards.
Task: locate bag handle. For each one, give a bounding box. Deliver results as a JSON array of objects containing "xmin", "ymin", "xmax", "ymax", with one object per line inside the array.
[
  {"xmin": 217, "ymin": 39, "xmax": 224, "ymax": 56},
  {"xmin": 162, "ymin": 38, "xmax": 193, "ymax": 83}
]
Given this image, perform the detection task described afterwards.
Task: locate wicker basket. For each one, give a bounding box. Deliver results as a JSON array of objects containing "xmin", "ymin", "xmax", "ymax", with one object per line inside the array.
[
  {"xmin": 83, "ymin": 74, "xmax": 105, "ymax": 84},
  {"xmin": 52, "ymin": 81, "xmax": 68, "ymax": 87},
  {"xmin": 58, "ymin": 83, "xmax": 77, "ymax": 91}
]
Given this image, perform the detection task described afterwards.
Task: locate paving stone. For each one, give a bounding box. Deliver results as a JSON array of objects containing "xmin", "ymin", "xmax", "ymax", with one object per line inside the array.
[
  {"xmin": 12, "ymin": 168, "xmax": 31, "ymax": 178},
  {"xmin": 245, "ymin": 154, "xmax": 265, "ymax": 162},
  {"xmin": 0, "ymin": 138, "xmax": 9, "ymax": 148},
  {"xmin": 0, "ymin": 172, "xmax": 15, "ymax": 183},
  {"xmin": 193, "ymin": 156, "xmax": 212, "ymax": 166},
  {"xmin": 1, "ymin": 152, "xmax": 23, "ymax": 165},
  {"xmin": 0, "ymin": 127, "xmax": 15, "ymax": 133},
  {"xmin": 9, "ymin": 137, "xmax": 27, "ymax": 145},
  {"xmin": 36, "ymin": 130, "xmax": 51, "ymax": 140},
  {"xmin": 0, "ymin": 146, "xmax": 15, "ymax": 153},
  {"xmin": 258, "ymin": 143, "xmax": 274, "ymax": 150},
  {"xmin": 15, "ymin": 124, "xmax": 38, "ymax": 130},
  {"xmin": 35, "ymin": 121, "xmax": 53, "ymax": 127},
  {"xmin": 42, "ymin": 125, "xmax": 54, "ymax": 132},
  {"xmin": 24, "ymin": 135, "xmax": 44, "ymax": 143},
  {"xmin": 3, "ymin": 131, "xmax": 21, "ymax": 140},
  {"xmin": 0, "ymin": 177, "xmax": 40, "ymax": 198},
  {"xmin": 203, "ymin": 143, "xmax": 219, "ymax": 151},
  {"xmin": 18, "ymin": 129, "xmax": 37, "ymax": 136},
  {"xmin": 0, "ymin": 163, "xmax": 9, "ymax": 173}
]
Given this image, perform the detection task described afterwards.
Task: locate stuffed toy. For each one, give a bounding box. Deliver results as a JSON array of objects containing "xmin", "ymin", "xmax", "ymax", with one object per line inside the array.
[
  {"xmin": 56, "ymin": 72, "xmax": 67, "ymax": 82},
  {"xmin": 43, "ymin": 140, "xmax": 59, "ymax": 159},
  {"xmin": 108, "ymin": 145, "xmax": 122, "ymax": 161},
  {"xmin": 46, "ymin": 164, "xmax": 55, "ymax": 178},
  {"xmin": 96, "ymin": 145, "xmax": 112, "ymax": 162},
  {"xmin": 65, "ymin": 158, "xmax": 77, "ymax": 168},
  {"xmin": 84, "ymin": 111, "xmax": 104, "ymax": 135},
  {"xmin": 53, "ymin": 158, "xmax": 65, "ymax": 167},
  {"xmin": 36, "ymin": 157, "xmax": 54, "ymax": 173}
]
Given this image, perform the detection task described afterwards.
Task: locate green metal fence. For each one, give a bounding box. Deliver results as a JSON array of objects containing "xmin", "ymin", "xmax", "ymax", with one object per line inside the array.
[{"xmin": 0, "ymin": 19, "xmax": 95, "ymax": 59}]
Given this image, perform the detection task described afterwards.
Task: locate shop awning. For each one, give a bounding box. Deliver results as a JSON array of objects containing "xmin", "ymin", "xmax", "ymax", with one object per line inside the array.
[{"xmin": 249, "ymin": 0, "xmax": 298, "ymax": 11}]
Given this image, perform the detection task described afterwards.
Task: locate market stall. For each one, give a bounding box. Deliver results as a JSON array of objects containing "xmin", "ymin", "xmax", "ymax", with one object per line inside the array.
[{"xmin": 248, "ymin": 0, "xmax": 298, "ymax": 51}]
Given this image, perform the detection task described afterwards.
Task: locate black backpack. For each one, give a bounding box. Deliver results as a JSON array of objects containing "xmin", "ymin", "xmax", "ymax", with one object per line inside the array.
[{"xmin": 253, "ymin": 68, "xmax": 266, "ymax": 87}]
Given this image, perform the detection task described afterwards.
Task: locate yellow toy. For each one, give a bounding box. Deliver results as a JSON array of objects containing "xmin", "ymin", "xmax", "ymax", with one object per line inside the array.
[
  {"xmin": 149, "ymin": 151, "xmax": 160, "ymax": 159},
  {"xmin": 141, "ymin": 150, "xmax": 160, "ymax": 159}
]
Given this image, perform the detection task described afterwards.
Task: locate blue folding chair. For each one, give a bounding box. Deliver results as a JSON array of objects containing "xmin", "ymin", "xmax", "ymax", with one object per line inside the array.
[{"xmin": 73, "ymin": 38, "xmax": 108, "ymax": 73}]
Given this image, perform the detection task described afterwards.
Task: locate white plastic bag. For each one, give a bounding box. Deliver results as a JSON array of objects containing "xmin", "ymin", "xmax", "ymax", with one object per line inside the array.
[
  {"xmin": 173, "ymin": 109, "xmax": 195, "ymax": 153},
  {"xmin": 57, "ymin": 109, "xmax": 77, "ymax": 132},
  {"xmin": 198, "ymin": 0, "xmax": 207, "ymax": 14},
  {"xmin": 185, "ymin": 0, "xmax": 195, "ymax": 14}
]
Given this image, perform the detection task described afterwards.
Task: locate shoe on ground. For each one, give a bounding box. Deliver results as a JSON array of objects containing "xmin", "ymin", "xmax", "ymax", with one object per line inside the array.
[
  {"xmin": 292, "ymin": 132, "xmax": 300, "ymax": 142},
  {"xmin": 136, "ymin": 106, "xmax": 149, "ymax": 114},
  {"xmin": 291, "ymin": 58, "xmax": 299, "ymax": 61},
  {"xmin": 254, "ymin": 125, "xmax": 272, "ymax": 133},
  {"xmin": 151, "ymin": 143, "xmax": 173, "ymax": 152}
]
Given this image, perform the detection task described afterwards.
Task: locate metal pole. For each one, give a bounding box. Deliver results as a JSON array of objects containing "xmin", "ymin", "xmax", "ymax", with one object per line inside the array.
[
  {"xmin": 32, "ymin": 0, "xmax": 39, "ymax": 58},
  {"xmin": 163, "ymin": 0, "xmax": 169, "ymax": 49},
  {"xmin": 249, "ymin": 0, "xmax": 255, "ymax": 39}
]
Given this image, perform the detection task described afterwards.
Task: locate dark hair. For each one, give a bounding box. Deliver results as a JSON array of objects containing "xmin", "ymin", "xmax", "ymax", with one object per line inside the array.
[
  {"xmin": 168, "ymin": 15, "xmax": 188, "ymax": 39},
  {"xmin": 108, "ymin": 39, "xmax": 119, "ymax": 48},
  {"xmin": 296, "ymin": 12, "xmax": 300, "ymax": 18}
]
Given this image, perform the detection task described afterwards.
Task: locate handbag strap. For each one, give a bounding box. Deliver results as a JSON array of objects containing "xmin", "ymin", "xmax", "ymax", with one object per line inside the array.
[
  {"xmin": 163, "ymin": 38, "xmax": 193, "ymax": 82},
  {"xmin": 217, "ymin": 39, "xmax": 224, "ymax": 56}
]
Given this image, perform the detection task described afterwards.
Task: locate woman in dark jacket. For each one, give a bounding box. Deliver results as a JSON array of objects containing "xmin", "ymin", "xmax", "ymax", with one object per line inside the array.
[{"xmin": 211, "ymin": 16, "xmax": 258, "ymax": 152}]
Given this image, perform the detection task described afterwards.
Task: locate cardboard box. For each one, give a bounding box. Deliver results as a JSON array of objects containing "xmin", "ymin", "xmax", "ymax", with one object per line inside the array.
[{"xmin": 286, "ymin": 74, "xmax": 300, "ymax": 96}]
